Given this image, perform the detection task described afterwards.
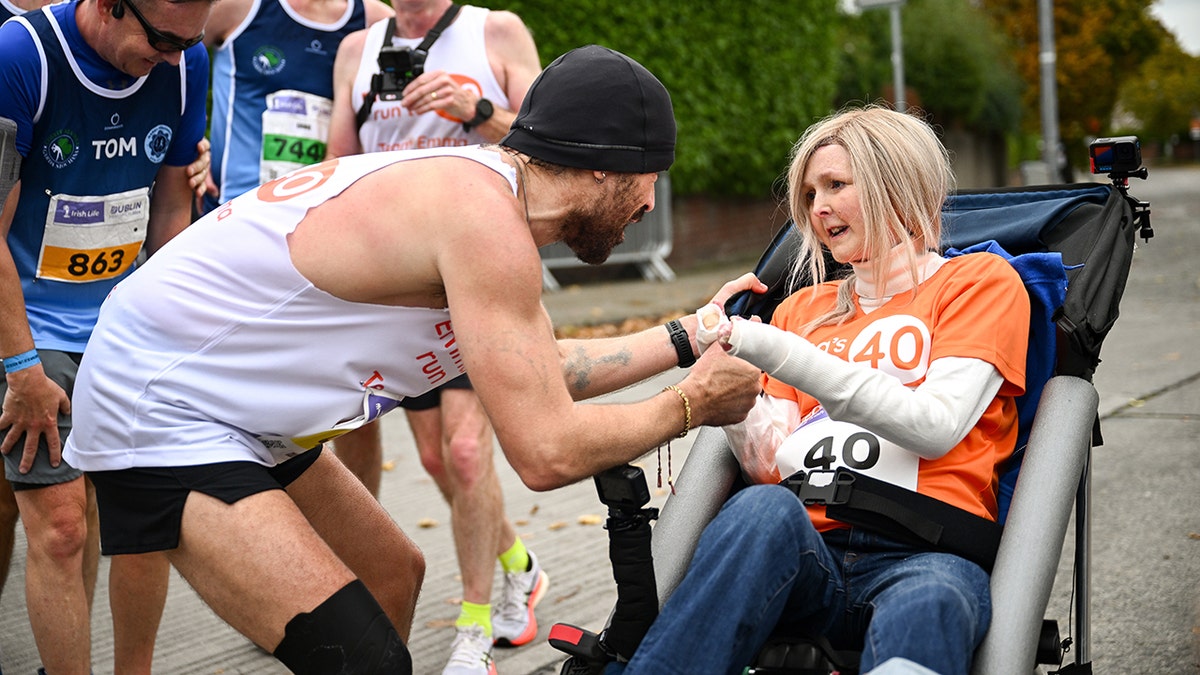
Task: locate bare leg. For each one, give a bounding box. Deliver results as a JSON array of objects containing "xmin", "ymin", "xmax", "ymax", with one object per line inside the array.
[
  {"xmin": 407, "ymin": 407, "xmax": 450, "ymax": 500},
  {"xmin": 333, "ymin": 422, "xmax": 383, "ymax": 498},
  {"xmin": 418, "ymin": 390, "xmax": 506, "ymax": 607},
  {"xmin": 110, "ymin": 551, "xmax": 171, "ymax": 675},
  {"xmin": 286, "ymin": 449, "xmax": 424, "ymax": 638},
  {"xmin": 166, "ymin": 488, "xmax": 360, "ymax": 651},
  {"xmin": 15, "ymin": 477, "xmax": 92, "ymax": 675},
  {"xmin": 83, "ymin": 477, "xmax": 100, "ymax": 610},
  {"xmin": 0, "ymin": 474, "xmax": 17, "ymax": 600}
]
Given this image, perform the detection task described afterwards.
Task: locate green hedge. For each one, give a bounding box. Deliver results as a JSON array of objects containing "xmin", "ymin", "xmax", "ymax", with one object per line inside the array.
[{"xmin": 472, "ymin": 0, "xmax": 843, "ymax": 196}]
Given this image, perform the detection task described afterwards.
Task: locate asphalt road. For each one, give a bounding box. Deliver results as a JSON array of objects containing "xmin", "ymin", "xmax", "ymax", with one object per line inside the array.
[{"xmin": 1039, "ymin": 165, "xmax": 1200, "ymax": 674}]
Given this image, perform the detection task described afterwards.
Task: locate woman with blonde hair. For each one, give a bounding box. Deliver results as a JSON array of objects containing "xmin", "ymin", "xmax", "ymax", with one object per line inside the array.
[{"xmin": 613, "ymin": 106, "xmax": 1031, "ymax": 675}]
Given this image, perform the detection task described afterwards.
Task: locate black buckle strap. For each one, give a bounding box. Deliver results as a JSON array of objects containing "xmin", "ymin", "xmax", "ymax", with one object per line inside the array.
[
  {"xmin": 780, "ymin": 469, "xmax": 854, "ymax": 506},
  {"xmin": 781, "ymin": 468, "xmax": 1002, "ymax": 572}
]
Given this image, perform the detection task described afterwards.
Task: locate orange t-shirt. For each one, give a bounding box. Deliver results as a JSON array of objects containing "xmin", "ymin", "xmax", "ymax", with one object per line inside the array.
[{"xmin": 763, "ymin": 252, "xmax": 1030, "ymax": 532}]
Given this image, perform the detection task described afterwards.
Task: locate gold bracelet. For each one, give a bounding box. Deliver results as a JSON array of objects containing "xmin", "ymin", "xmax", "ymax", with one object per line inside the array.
[{"xmin": 663, "ymin": 384, "xmax": 691, "ymax": 439}]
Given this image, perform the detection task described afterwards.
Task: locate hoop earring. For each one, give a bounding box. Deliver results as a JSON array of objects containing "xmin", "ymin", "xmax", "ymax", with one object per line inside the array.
[{"xmin": 595, "ymin": 172, "xmax": 607, "ymax": 185}]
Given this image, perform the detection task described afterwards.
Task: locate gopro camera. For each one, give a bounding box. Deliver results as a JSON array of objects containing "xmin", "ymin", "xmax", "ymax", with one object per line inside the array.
[
  {"xmin": 1089, "ymin": 136, "xmax": 1141, "ymax": 175},
  {"xmin": 593, "ymin": 465, "xmax": 652, "ymax": 512},
  {"xmin": 372, "ymin": 45, "xmax": 426, "ymax": 101}
]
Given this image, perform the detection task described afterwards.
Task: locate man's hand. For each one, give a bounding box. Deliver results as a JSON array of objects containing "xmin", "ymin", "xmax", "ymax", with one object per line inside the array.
[
  {"xmin": 0, "ymin": 366, "xmax": 71, "ymax": 473},
  {"xmin": 186, "ymin": 138, "xmax": 217, "ymax": 212},
  {"xmin": 693, "ymin": 273, "xmax": 765, "ymax": 356},
  {"xmin": 679, "ymin": 347, "xmax": 761, "ymax": 429},
  {"xmin": 401, "ymin": 70, "xmax": 472, "ymax": 121}
]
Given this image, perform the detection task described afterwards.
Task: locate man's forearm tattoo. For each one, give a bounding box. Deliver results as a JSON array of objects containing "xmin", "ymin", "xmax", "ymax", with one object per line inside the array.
[{"xmin": 563, "ymin": 344, "xmax": 632, "ymax": 392}]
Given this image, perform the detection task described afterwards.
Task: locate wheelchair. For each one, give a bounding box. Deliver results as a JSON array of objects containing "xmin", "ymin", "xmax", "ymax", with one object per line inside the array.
[{"xmin": 550, "ymin": 139, "xmax": 1152, "ymax": 675}]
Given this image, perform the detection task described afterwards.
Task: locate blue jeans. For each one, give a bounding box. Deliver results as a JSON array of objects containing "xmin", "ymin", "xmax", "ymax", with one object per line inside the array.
[{"xmin": 608, "ymin": 484, "xmax": 991, "ymax": 675}]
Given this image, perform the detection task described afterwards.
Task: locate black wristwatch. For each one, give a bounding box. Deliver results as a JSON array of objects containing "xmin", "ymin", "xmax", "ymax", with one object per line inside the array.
[
  {"xmin": 462, "ymin": 98, "xmax": 494, "ymax": 132},
  {"xmin": 666, "ymin": 319, "xmax": 696, "ymax": 368}
]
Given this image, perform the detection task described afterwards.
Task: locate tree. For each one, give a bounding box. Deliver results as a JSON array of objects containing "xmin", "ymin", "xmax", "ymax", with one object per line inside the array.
[
  {"xmin": 836, "ymin": 0, "xmax": 1021, "ymax": 135},
  {"xmin": 981, "ymin": 0, "xmax": 1164, "ymax": 161},
  {"xmin": 1118, "ymin": 41, "xmax": 1200, "ymax": 144},
  {"xmin": 473, "ymin": 0, "xmax": 843, "ymax": 196}
]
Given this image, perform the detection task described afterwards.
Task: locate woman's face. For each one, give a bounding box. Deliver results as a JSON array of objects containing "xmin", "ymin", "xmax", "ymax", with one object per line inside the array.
[{"xmin": 801, "ymin": 144, "xmax": 866, "ymax": 264}]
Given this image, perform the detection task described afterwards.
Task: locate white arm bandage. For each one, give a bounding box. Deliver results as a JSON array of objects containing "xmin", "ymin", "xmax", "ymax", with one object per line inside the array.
[{"xmin": 727, "ymin": 320, "xmax": 1004, "ymax": 459}]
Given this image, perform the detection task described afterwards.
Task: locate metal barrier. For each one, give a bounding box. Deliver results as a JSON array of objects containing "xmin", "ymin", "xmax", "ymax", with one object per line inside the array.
[{"xmin": 540, "ymin": 172, "xmax": 675, "ymax": 291}]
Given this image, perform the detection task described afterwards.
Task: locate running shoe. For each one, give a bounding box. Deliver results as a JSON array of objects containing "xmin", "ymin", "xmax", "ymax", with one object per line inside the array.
[
  {"xmin": 492, "ymin": 550, "xmax": 550, "ymax": 647},
  {"xmin": 443, "ymin": 624, "xmax": 498, "ymax": 675}
]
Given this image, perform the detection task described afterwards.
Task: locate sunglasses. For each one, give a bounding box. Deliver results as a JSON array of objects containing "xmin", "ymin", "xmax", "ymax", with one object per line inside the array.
[{"xmin": 115, "ymin": 0, "xmax": 204, "ymax": 53}]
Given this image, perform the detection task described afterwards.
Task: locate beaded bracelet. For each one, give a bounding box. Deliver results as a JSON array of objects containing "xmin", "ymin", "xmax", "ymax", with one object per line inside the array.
[{"xmin": 2, "ymin": 349, "xmax": 40, "ymax": 374}]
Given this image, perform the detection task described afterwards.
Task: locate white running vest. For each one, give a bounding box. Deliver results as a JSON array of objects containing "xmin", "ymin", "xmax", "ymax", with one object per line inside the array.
[{"xmin": 63, "ymin": 146, "xmax": 518, "ymax": 471}]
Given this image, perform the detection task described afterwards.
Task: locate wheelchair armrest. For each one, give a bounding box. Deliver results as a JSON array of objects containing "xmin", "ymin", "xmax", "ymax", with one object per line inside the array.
[
  {"xmin": 651, "ymin": 426, "xmax": 742, "ymax": 607},
  {"xmin": 972, "ymin": 376, "xmax": 1097, "ymax": 675}
]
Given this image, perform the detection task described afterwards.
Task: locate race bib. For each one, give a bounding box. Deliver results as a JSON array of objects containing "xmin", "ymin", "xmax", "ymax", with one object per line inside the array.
[
  {"xmin": 255, "ymin": 388, "xmax": 405, "ymax": 463},
  {"xmin": 36, "ymin": 188, "xmax": 149, "ymax": 283},
  {"xmin": 776, "ymin": 406, "xmax": 919, "ymax": 491},
  {"xmin": 260, "ymin": 90, "xmax": 332, "ymax": 183}
]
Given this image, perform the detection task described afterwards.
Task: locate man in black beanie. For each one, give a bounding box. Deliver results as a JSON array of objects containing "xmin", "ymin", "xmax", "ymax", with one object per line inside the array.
[
  {"xmin": 58, "ymin": 45, "xmax": 763, "ymax": 674},
  {"xmin": 495, "ymin": 45, "xmax": 679, "ymax": 267}
]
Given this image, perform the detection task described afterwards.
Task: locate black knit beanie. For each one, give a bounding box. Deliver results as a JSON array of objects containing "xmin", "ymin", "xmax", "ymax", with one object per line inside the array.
[{"xmin": 501, "ymin": 45, "xmax": 675, "ymax": 173}]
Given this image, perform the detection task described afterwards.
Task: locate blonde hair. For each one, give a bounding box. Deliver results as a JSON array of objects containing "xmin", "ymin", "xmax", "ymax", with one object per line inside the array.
[{"xmin": 785, "ymin": 105, "xmax": 954, "ymax": 331}]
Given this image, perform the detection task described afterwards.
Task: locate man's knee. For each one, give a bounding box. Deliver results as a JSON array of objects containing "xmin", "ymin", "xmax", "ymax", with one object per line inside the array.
[
  {"xmin": 443, "ymin": 430, "xmax": 491, "ymax": 490},
  {"xmin": 274, "ymin": 579, "xmax": 413, "ymax": 675},
  {"xmin": 17, "ymin": 485, "xmax": 89, "ymax": 560}
]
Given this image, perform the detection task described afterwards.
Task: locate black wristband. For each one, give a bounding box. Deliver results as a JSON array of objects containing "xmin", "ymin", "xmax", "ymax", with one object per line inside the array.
[{"xmin": 666, "ymin": 319, "xmax": 695, "ymax": 368}]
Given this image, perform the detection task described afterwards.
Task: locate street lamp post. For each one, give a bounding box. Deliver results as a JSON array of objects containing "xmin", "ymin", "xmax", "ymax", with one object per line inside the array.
[
  {"xmin": 857, "ymin": 0, "xmax": 907, "ymax": 112},
  {"xmin": 1038, "ymin": 0, "xmax": 1061, "ymax": 180}
]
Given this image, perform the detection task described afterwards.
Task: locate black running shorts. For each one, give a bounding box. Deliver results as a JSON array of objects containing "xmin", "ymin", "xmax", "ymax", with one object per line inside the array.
[{"xmin": 88, "ymin": 446, "xmax": 322, "ymax": 555}]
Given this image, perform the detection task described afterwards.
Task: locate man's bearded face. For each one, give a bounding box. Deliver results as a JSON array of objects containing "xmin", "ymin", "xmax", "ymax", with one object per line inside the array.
[{"xmin": 560, "ymin": 174, "xmax": 652, "ymax": 265}]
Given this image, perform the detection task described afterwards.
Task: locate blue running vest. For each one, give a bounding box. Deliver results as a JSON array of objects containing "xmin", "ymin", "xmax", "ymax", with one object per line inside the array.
[
  {"xmin": 5, "ymin": 4, "xmax": 205, "ymax": 350},
  {"xmin": 206, "ymin": 0, "xmax": 369, "ymax": 210}
]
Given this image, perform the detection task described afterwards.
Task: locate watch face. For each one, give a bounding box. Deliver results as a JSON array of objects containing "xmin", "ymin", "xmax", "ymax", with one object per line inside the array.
[{"xmin": 476, "ymin": 99, "xmax": 494, "ymax": 118}]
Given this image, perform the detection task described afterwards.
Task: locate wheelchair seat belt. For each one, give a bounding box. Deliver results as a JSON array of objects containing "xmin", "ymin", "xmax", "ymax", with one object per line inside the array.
[{"xmin": 781, "ymin": 468, "xmax": 1003, "ymax": 572}]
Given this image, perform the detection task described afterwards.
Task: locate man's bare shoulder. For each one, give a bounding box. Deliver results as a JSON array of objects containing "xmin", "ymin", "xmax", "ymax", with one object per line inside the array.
[
  {"xmin": 339, "ymin": 153, "xmax": 521, "ymax": 237},
  {"xmin": 335, "ymin": 25, "xmax": 370, "ymax": 60},
  {"xmin": 202, "ymin": 0, "xmax": 254, "ymax": 47},
  {"xmin": 362, "ymin": 0, "xmax": 392, "ymax": 25},
  {"xmin": 483, "ymin": 9, "xmax": 533, "ymax": 44}
]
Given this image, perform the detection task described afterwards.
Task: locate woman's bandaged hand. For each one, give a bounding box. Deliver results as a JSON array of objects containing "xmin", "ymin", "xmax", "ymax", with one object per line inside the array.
[{"xmin": 695, "ymin": 303, "xmax": 733, "ymax": 354}]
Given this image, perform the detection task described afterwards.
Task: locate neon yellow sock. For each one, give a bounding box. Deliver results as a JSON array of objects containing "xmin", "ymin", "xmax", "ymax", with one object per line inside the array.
[
  {"xmin": 498, "ymin": 537, "xmax": 530, "ymax": 574},
  {"xmin": 456, "ymin": 600, "xmax": 492, "ymax": 637}
]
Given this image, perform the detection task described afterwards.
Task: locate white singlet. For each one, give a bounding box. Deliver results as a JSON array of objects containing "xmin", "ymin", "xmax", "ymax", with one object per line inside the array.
[
  {"xmin": 63, "ymin": 146, "xmax": 518, "ymax": 471},
  {"xmin": 352, "ymin": 6, "xmax": 510, "ymax": 153}
]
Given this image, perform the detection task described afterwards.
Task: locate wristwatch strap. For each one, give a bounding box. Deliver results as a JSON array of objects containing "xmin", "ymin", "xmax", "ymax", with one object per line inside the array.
[{"xmin": 666, "ymin": 319, "xmax": 696, "ymax": 368}]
